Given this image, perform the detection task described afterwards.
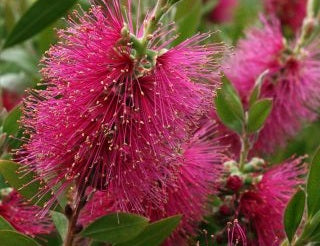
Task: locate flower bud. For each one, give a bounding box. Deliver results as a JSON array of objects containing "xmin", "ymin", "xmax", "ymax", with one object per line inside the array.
[
  {"xmin": 219, "ymin": 204, "xmax": 232, "ymax": 216},
  {"xmin": 226, "ymin": 175, "xmax": 243, "ymax": 192},
  {"xmin": 223, "ymin": 160, "xmax": 239, "ymax": 174}
]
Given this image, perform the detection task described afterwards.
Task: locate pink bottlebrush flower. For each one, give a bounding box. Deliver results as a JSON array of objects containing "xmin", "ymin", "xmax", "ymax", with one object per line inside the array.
[
  {"xmin": 224, "ymin": 18, "xmax": 320, "ymax": 153},
  {"xmin": 264, "ymin": 0, "xmax": 307, "ymax": 32},
  {"xmin": 209, "ymin": 0, "xmax": 238, "ymax": 23},
  {"xmin": 79, "ymin": 190, "xmax": 115, "ymax": 225},
  {"xmin": 239, "ymin": 157, "xmax": 306, "ymax": 246},
  {"xmin": 80, "ymin": 122, "xmax": 226, "ymax": 245},
  {"xmin": 153, "ymin": 122, "xmax": 225, "ymax": 245},
  {"xmin": 17, "ymin": 0, "xmax": 221, "ymax": 211},
  {"xmin": 0, "ymin": 189, "xmax": 53, "ymax": 236}
]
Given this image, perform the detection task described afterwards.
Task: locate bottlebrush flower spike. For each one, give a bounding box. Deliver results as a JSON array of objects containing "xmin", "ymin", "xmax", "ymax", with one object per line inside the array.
[
  {"xmin": 264, "ymin": 0, "xmax": 307, "ymax": 32},
  {"xmin": 79, "ymin": 190, "xmax": 115, "ymax": 225},
  {"xmin": 149, "ymin": 122, "xmax": 226, "ymax": 245},
  {"xmin": 0, "ymin": 189, "xmax": 53, "ymax": 236},
  {"xmin": 17, "ymin": 0, "xmax": 222, "ymax": 211},
  {"xmin": 224, "ymin": 18, "xmax": 320, "ymax": 153},
  {"xmin": 239, "ymin": 157, "xmax": 306, "ymax": 246},
  {"xmin": 80, "ymin": 121, "xmax": 226, "ymax": 245}
]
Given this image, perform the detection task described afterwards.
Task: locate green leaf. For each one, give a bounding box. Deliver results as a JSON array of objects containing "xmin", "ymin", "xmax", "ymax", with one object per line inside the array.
[
  {"xmin": 0, "ymin": 174, "xmax": 8, "ymax": 189},
  {"xmin": 0, "ymin": 230, "xmax": 40, "ymax": 246},
  {"xmin": 284, "ymin": 188, "xmax": 305, "ymax": 243},
  {"xmin": 299, "ymin": 210, "xmax": 320, "ymax": 242},
  {"xmin": 3, "ymin": 0, "xmax": 77, "ymax": 48},
  {"xmin": 0, "ymin": 160, "xmax": 53, "ymax": 208},
  {"xmin": 247, "ymin": 98, "xmax": 272, "ymax": 133},
  {"xmin": 307, "ymin": 148, "xmax": 320, "ymax": 218},
  {"xmin": 89, "ymin": 242, "xmax": 105, "ymax": 246},
  {"xmin": 215, "ymin": 76, "xmax": 244, "ymax": 134},
  {"xmin": 248, "ymin": 70, "xmax": 269, "ymax": 106},
  {"xmin": 3, "ymin": 105, "xmax": 21, "ymax": 136},
  {"xmin": 81, "ymin": 213, "xmax": 149, "ymax": 244},
  {"xmin": 117, "ymin": 215, "xmax": 182, "ymax": 246},
  {"xmin": 0, "ymin": 216, "xmax": 15, "ymax": 231},
  {"xmin": 173, "ymin": 0, "xmax": 202, "ymax": 46},
  {"xmin": 50, "ymin": 211, "xmax": 68, "ymax": 241}
]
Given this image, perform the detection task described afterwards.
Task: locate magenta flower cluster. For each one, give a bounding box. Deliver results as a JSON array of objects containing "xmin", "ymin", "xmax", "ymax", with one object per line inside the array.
[
  {"xmin": 17, "ymin": 0, "xmax": 226, "ymax": 244},
  {"xmin": 8, "ymin": 0, "xmax": 317, "ymax": 244}
]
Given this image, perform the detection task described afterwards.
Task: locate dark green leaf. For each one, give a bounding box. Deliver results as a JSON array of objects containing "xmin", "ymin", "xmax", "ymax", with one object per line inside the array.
[
  {"xmin": 284, "ymin": 188, "xmax": 305, "ymax": 243},
  {"xmin": 0, "ymin": 160, "xmax": 53, "ymax": 208},
  {"xmin": 0, "ymin": 230, "xmax": 40, "ymax": 246},
  {"xmin": 117, "ymin": 215, "xmax": 182, "ymax": 246},
  {"xmin": 50, "ymin": 211, "xmax": 68, "ymax": 241},
  {"xmin": 215, "ymin": 76, "xmax": 244, "ymax": 134},
  {"xmin": 3, "ymin": 0, "xmax": 77, "ymax": 48},
  {"xmin": 173, "ymin": 0, "xmax": 202, "ymax": 45},
  {"xmin": 247, "ymin": 99, "xmax": 272, "ymax": 133},
  {"xmin": 0, "ymin": 216, "xmax": 15, "ymax": 231},
  {"xmin": 81, "ymin": 213, "xmax": 149, "ymax": 243},
  {"xmin": 307, "ymin": 148, "xmax": 320, "ymax": 217},
  {"xmin": 89, "ymin": 242, "xmax": 105, "ymax": 246}
]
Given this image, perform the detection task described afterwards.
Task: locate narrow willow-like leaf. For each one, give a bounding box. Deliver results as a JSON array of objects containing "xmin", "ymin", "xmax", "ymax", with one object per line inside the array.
[
  {"xmin": 3, "ymin": 0, "xmax": 77, "ymax": 48},
  {"xmin": 81, "ymin": 213, "xmax": 149, "ymax": 244},
  {"xmin": 2, "ymin": 106, "xmax": 22, "ymax": 149},
  {"xmin": 0, "ymin": 216, "xmax": 15, "ymax": 231},
  {"xmin": 284, "ymin": 188, "xmax": 305, "ymax": 243},
  {"xmin": 0, "ymin": 230, "xmax": 40, "ymax": 246},
  {"xmin": 247, "ymin": 98, "xmax": 273, "ymax": 133},
  {"xmin": 0, "ymin": 160, "xmax": 53, "ymax": 208},
  {"xmin": 307, "ymin": 148, "xmax": 320, "ymax": 217},
  {"xmin": 117, "ymin": 215, "xmax": 182, "ymax": 246},
  {"xmin": 50, "ymin": 211, "xmax": 68, "ymax": 241},
  {"xmin": 248, "ymin": 70, "xmax": 269, "ymax": 106},
  {"xmin": 215, "ymin": 76, "xmax": 244, "ymax": 134}
]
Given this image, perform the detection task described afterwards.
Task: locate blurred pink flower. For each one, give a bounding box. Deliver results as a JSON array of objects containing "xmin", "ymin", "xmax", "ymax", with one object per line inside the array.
[
  {"xmin": 224, "ymin": 18, "xmax": 320, "ymax": 153},
  {"xmin": 209, "ymin": 0, "xmax": 238, "ymax": 23},
  {"xmin": 239, "ymin": 157, "xmax": 306, "ymax": 246},
  {"xmin": 18, "ymin": 0, "xmax": 221, "ymax": 211},
  {"xmin": 2, "ymin": 89, "xmax": 22, "ymax": 111},
  {"xmin": 264, "ymin": 0, "xmax": 307, "ymax": 32},
  {"xmin": 0, "ymin": 190, "xmax": 53, "ymax": 236}
]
